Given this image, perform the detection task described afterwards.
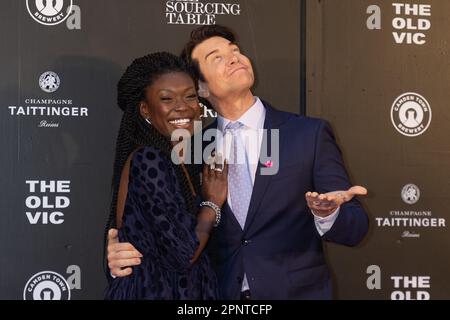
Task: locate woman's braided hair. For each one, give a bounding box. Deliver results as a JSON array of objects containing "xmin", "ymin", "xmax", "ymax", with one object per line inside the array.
[{"xmin": 104, "ymin": 52, "xmax": 201, "ymax": 271}]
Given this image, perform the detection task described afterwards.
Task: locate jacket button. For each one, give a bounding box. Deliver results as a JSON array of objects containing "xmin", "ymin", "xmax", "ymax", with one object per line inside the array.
[{"xmin": 242, "ymin": 239, "xmax": 251, "ymax": 245}]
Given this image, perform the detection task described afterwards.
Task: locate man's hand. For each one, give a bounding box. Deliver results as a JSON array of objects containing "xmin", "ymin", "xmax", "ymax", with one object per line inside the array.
[
  {"xmin": 107, "ymin": 228, "xmax": 143, "ymax": 277},
  {"xmin": 305, "ymin": 186, "xmax": 367, "ymax": 217}
]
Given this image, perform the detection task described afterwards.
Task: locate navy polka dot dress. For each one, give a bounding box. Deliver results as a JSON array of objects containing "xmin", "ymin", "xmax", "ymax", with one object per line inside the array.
[{"xmin": 104, "ymin": 146, "xmax": 218, "ymax": 300}]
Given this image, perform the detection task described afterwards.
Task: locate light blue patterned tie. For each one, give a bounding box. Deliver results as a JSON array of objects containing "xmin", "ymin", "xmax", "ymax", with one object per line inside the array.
[{"xmin": 225, "ymin": 121, "xmax": 253, "ymax": 229}]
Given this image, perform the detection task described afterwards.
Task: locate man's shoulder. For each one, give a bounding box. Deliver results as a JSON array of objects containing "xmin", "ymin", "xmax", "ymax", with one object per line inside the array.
[{"xmin": 263, "ymin": 102, "xmax": 326, "ymax": 129}]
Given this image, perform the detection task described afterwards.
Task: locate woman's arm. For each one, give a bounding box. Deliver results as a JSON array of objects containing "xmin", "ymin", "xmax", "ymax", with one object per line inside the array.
[{"xmin": 190, "ymin": 161, "xmax": 228, "ymax": 263}]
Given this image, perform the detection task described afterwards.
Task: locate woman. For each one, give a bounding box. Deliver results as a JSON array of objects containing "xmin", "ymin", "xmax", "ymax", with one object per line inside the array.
[{"xmin": 104, "ymin": 52, "xmax": 227, "ymax": 299}]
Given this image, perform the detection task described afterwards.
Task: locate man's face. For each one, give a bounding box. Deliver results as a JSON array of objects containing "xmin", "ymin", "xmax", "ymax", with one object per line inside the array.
[{"xmin": 191, "ymin": 36, "xmax": 254, "ymax": 100}]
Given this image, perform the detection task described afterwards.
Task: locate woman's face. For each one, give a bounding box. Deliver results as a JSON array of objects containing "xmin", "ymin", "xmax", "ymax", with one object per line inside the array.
[{"xmin": 140, "ymin": 72, "xmax": 201, "ymax": 138}]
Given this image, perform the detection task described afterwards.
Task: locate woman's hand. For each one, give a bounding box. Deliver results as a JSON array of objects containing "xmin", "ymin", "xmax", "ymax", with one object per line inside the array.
[{"xmin": 202, "ymin": 159, "xmax": 228, "ymax": 208}]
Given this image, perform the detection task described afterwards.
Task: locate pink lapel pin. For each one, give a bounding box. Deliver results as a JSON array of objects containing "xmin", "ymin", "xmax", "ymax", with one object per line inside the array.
[{"xmin": 264, "ymin": 160, "xmax": 273, "ymax": 168}]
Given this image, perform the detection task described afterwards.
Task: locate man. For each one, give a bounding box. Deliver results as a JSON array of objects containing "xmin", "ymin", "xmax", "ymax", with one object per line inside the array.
[{"xmin": 106, "ymin": 25, "xmax": 369, "ymax": 299}]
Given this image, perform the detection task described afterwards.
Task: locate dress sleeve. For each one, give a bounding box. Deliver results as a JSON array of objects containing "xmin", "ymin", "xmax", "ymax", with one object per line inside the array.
[{"xmin": 126, "ymin": 146, "xmax": 199, "ymax": 272}]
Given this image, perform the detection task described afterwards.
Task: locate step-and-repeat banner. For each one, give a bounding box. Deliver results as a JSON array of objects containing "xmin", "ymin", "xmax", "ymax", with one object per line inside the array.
[
  {"xmin": 307, "ymin": 0, "xmax": 450, "ymax": 299},
  {"xmin": 0, "ymin": 0, "xmax": 301, "ymax": 299},
  {"xmin": 2, "ymin": 0, "xmax": 448, "ymax": 301}
]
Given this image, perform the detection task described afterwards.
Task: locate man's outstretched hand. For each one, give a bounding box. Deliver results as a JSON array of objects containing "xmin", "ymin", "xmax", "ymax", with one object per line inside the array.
[
  {"xmin": 305, "ymin": 186, "xmax": 367, "ymax": 217},
  {"xmin": 107, "ymin": 228, "xmax": 142, "ymax": 277}
]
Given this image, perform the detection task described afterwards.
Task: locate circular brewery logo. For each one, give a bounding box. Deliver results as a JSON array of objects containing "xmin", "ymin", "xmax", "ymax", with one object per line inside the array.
[
  {"xmin": 39, "ymin": 71, "xmax": 60, "ymax": 93},
  {"xmin": 391, "ymin": 92, "xmax": 432, "ymax": 137},
  {"xmin": 26, "ymin": 0, "xmax": 73, "ymax": 26},
  {"xmin": 401, "ymin": 184, "xmax": 421, "ymax": 205},
  {"xmin": 23, "ymin": 271, "xmax": 71, "ymax": 300}
]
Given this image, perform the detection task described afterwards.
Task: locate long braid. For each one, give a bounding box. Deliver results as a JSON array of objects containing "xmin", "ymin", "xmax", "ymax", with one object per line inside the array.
[{"xmin": 103, "ymin": 53, "xmax": 201, "ymax": 276}]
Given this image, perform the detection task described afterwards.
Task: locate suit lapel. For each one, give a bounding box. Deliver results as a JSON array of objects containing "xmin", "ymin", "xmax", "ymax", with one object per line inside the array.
[{"xmin": 243, "ymin": 102, "xmax": 286, "ymax": 232}]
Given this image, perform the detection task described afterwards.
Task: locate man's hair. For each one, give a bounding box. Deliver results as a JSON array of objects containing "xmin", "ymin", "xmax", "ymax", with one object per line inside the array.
[
  {"xmin": 103, "ymin": 52, "xmax": 200, "ymax": 277},
  {"xmin": 180, "ymin": 24, "xmax": 237, "ymax": 82}
]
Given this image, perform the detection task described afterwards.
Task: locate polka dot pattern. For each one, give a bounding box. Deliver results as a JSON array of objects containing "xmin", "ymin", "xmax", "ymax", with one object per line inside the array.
[{"xmin": 104, "ymin": 146, "xmax": 218, "ymax": 300}]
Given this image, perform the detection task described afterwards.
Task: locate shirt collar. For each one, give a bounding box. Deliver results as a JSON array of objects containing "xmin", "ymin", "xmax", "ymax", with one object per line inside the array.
[{"xmin": 217, "ymin": 97, "xmax": 265, "ymax": 131}]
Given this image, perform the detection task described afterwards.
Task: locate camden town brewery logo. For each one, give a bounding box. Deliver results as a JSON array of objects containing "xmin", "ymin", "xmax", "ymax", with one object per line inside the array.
[
  {"xmin": 23, "ymin": 271, "xmax": 71, "ymax": 300},
  {"xmin": 391, "ymin": 92, "xmax": 432, "ymax": 137},
  {"xmin": 26, "ymin": 0, "xmax": 73, "ymax": 26}
]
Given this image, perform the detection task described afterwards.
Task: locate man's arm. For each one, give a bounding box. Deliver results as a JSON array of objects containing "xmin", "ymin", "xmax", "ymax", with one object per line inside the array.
[
  {"xmin": 107, "ymin": 228, "xmax": 142, "ymax": 277},
  {"xmin": 306, "ymin": 120, "xmax": 369, "ymax": 246}
]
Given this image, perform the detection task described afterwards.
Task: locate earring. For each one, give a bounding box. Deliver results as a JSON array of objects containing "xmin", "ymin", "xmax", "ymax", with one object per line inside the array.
[
  {"xmin": 198, "ymin": 81, "xmax": 210, "ymax": 98},
  {"xmin": 145, "ymin": 118, "xmax": 152, "ymax": 125}
]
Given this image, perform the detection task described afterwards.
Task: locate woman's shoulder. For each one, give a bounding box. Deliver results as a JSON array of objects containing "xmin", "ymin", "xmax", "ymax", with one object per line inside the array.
[
  {"xmin": 132, "ymin": 145, "xmax": 167, "ymax": 162},
  {"xmin": 130, "ymin": 146, "xmax": 171, "ymax": 174}
]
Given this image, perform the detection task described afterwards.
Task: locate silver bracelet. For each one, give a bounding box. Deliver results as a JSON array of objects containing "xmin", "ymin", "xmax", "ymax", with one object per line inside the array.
[{"xmin": 200, "ymin": 201, "xmax": 222, "ymax": 227}]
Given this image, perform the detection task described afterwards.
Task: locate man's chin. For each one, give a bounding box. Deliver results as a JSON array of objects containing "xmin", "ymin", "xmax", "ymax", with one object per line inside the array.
[{"xmin": 232, "ymin": 81, "xmax": 254, "ymax": 93}]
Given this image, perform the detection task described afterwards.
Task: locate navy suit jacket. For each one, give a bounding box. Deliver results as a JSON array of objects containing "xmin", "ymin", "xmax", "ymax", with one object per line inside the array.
[{"xmin": 205, "ymin": 101, "xmax": 369, "ymax": 300}]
